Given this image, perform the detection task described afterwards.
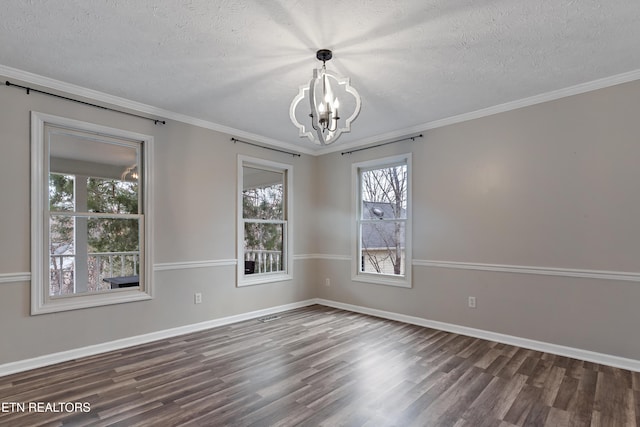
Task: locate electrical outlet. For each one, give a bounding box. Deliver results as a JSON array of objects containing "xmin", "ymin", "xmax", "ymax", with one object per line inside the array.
[
  {"xmin": 468, "ymin": 296, "xmax": 476, "ymax": 308},
  {"xmin": 194, "ymin": 293, "xmax": 202, "ymax": 304},
  {"xmin": 325, "ymin": 278, "xmax": 331, "ymax": 287}
]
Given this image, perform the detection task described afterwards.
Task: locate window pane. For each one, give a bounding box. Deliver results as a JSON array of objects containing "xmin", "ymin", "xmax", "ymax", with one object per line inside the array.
[
  {"xmin": 242, "ymin": 167, "xmax": 284, "ymax": 220},
  {"xmin": 49, "ymin": 214, "xmax": 75, "ymax": 295},
  {"xmin": 49, "ymin": 215, "xmax": 140, "ymax": 296},
  {"xmin": 87, "ymin": 217, "xmax": 140, "ymax": 253},
  {"xmin": 360, "ymin": 221, "xmax": 406, "ymax": 276},
  {"xmin": 49, "ymin": 174, "xmax": 75, "ymax": 212},
  {"xmin": 361, "ymin": 164, "xmax": 407, "ymax": 219},
  {"xmin": 49, "ymin": 131, "xmax": 140, "ymax": 214},
  {"xmin": 244, "ymin": 222, "xmax": 284, "ymax": 274},
  {"xmin": 87, "ymin": 177, "xmax": 138, "ymax": 214}
]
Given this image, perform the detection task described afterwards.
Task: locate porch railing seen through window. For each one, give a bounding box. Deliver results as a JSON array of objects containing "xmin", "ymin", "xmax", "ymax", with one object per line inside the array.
[{"xmin": 49, "ymin": 251, "xmax": 140, "ymax": 296}]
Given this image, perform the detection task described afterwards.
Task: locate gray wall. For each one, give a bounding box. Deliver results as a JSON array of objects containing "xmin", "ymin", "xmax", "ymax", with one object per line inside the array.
[
  {"xmin": 0, "ymin": 78, "xmax": 315, "ymax": 365},
  {"xmin": 2, "ymin": 75, "xmax": 640, "ymax": 365},
  {"xmin": 315, "ymin": 79, "xmax": 640, "ymax": 360}
]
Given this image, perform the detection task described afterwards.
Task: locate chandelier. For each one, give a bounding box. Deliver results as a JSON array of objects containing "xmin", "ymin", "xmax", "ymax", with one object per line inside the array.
[{"xmin": 289, "ymin": 49, "xmax": 361, "ymax": 145}]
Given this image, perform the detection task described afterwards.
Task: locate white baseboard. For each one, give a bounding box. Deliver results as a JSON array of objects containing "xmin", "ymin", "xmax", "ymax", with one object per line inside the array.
[
  {"xmin": 3, "ymin": 297, "xmax": 639, "ymax": 377},
  {"xmin": 316, "ymin": 298, "xmax": 640, "ymax": 372},
  {"xmin": 0, "ymin": 299, "xmax": 317, "ymax": 378}
]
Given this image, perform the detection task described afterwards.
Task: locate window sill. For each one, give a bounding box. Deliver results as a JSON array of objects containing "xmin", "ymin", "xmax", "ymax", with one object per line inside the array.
[
  {"xmin": 32, "ymin": 288, "xmax": 152, "ymax": 315},
  {"xmin": 352, "ymin": 273, "xmax": 412, "ymax": 288},
  {"xmin": 237, "ymin": 273, "xmax": 292, "ymax": 287}
]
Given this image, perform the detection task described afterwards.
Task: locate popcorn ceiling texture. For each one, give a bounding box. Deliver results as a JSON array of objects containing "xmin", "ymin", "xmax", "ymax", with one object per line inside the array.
[{"xmin": 2, "ymin": 0, "xmax": 640, "ymax": 148}]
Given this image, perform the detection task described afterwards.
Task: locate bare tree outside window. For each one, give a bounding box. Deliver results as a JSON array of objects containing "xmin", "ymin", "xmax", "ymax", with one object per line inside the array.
[{"xmin": 359, "ymin": 163, "xmax": 407, "ymax": 276}]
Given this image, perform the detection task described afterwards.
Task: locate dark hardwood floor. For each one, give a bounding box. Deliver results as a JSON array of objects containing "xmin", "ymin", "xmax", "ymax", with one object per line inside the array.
[{"xmin": 1, "ymin": 305, "xmax": 638, "ymax": 426}]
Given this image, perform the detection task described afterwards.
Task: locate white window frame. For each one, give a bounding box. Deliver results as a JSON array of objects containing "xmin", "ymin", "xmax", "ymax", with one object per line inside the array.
[
  {"xmin": 352, "ymin": 153, "xmax": 412, "ymax": 288},
  {"xmin": 237, "ymin": 155, "xmax": 293, "ymax": 287},
  {"xmin": 31, "ymin": 112, "xmax": 154, "ymax": 315}
]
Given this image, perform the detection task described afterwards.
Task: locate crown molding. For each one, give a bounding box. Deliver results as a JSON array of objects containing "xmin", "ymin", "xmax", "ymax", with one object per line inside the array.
[
  {"xmin": 4, "ymin": 64, "xmax": 640, "ymax": 157},
  {"xmin": 0, "ymin": 64, "xmax": 316, "ymax": 156},
  {"xmin": 316, "ymin": 68, "xmax": 640, "ymax": 156}
]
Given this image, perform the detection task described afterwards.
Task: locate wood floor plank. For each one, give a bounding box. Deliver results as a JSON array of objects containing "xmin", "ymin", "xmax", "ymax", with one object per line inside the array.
[
  {"xmin": 553, "ymin": 375, "xmax": 580, "ymax": 411},
  {"xmin": 544, "ymin": 407, "xmax": 570, "ymax": 427},
  {"xmin": 0, "ymin": 305, "xmax": 637, "ymax": 426},
  {"xmin": 635, "ymin": 390, "xmax": 640, "ymax": 427},
  {"xmin": 503, "ymin": 383, "xmax": 544, "ymax": 425},
  {"xmin": 462, "ymin": 373, "xmax": 529, "ymax": 425},
  {"xmin": 567, "ymin": 367, "xmax": 597, "ymax": 426}
]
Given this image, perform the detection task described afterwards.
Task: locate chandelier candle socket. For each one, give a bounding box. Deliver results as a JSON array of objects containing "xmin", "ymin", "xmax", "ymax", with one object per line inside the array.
[{"xmin": 290, "ymin": 49, "xmax": 361, "ymax": 145}]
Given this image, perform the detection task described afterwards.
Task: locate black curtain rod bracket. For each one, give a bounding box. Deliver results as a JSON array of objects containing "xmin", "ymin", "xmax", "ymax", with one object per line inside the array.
[
  {"xmin": 231, "ymin": 137, "xmax": 301, "ymax": 157},
  {"xmin": 5, "ymin": 81, "xmax": 166, "ymax": 125},
  {"xmin": 341, "ymin": 134, "xmax": 423, "ymax": 155}
]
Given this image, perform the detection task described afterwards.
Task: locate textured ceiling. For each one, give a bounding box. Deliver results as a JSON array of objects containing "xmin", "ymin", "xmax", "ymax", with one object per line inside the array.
[{"xmin": 2, "ymin": 0, "xmax": 640, "ymax": 153}]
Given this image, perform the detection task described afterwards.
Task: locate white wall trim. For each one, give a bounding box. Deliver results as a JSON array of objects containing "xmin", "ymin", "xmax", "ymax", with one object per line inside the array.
[
  {"xmin": 4, "ymin": 64, "xmax": 640, "ymax": 158},
  {"xmin": 154, "ymin": 259, "xmax": 237, "ymax": 271},
  {"xmin": 351, "ymin": 154, "xmax": 413, "ymax": 289},
  {"xmin": 267, "ymin": 254, "xmax": 640, "ymax": 282},
  {"xmin": 3, "ymin": 297, "xmax": 639, "ymax": 377},
  {"xmin": 0, "ymin": 272, "xmax": 31, "ymax": 284},
  {"xmin": 30, "ymin": 112, "xmax": 155, "ymax": 315},
  {"xmin": 237, "ymin": 155, "xmax": 294, "ymax": 288},
  {"xmin": 294, "ymin": 253, "xmax": 351, "ymax": 261},
  {"xmin": 0, "ymin": 64, "xmax": 317, "ymax": 156},
  {"xmin": 0, "ymin": 299, "xmax": 317, "ymax": 378},
  {"xmin": 316, "ymin": 299, "xmax": 640, "ymax": 372},
  {"xmin": 317, "ymin": 68, "xmax": 640, "ymax": 155},
  {"xmin": 413, "ymin": 259, "xmax": 640, "ymax": 282}
]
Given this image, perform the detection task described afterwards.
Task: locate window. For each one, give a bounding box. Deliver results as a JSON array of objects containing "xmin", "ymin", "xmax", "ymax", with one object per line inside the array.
[
  {"xmin": 237, "ymin": 156, "xmax": 293, "ymax": 286},
  {"xmin": 353, "ymin": 154, "xmax": 412, "ymax": 287},
  {"xmin": 31, "ymin": 112, "xmax": 153, "ymax": 314}
]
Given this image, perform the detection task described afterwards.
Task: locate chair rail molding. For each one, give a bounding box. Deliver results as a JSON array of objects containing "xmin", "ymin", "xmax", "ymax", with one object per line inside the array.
[
  {"xmin": 0, "ymin": 272, "xmax": 31, "ymax": 284},
  {"xmin": 153, "ymin": 259, "xmax": 237, "ymax": 271},
  {"xmin": 293, "ymin": 254, "xmax": 351, "ymax": 261},
  {"xmin": 412, "ymin": 259, "xmax": 640, "ymax": 282}
]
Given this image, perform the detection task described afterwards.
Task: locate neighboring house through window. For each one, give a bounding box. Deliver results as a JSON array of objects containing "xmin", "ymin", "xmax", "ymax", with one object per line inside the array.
[{"xmin": 353, "ymin": 154, "xmax": 412, "ymax": 288}]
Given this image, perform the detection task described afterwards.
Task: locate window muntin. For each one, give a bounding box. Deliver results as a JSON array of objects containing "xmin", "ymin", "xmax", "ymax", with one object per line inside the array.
[
  {"xmin": 31, "ymin": 112, "xmax": 153, "ymax": 314},
  {"xmin": 238, "ymin": 157, "xmax": 292, "ymax": 286},
  {"xmin": 354, "ymin": 155, "xmax": 411, "ymax": 287}
]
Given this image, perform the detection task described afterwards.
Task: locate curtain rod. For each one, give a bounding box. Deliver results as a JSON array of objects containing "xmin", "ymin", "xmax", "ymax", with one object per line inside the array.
[
  {"xmin": 341, "ymin": 134, "xmax": 423, "ymax": 155},
  {"xmin": 5, "ymin": 81, "xmax": 166, "ymax": 125},
  {"xmin": 231, "ymin": 138, "xmax": 301, "ymax": 157}
]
